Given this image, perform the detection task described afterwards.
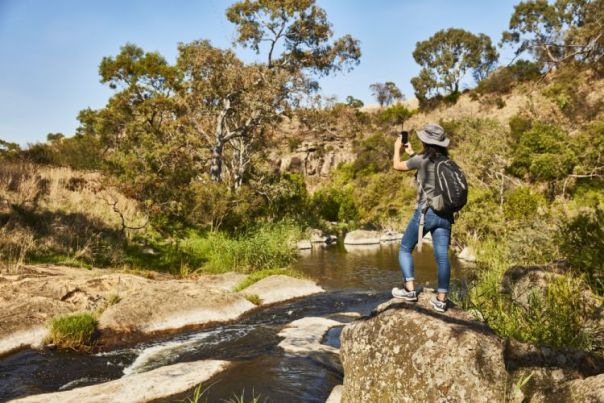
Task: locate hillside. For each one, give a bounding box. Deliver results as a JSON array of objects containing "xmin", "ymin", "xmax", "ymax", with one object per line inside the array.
[{"xmin": 271, "ymin": 68, "xmax": 604, "ymax": 193}]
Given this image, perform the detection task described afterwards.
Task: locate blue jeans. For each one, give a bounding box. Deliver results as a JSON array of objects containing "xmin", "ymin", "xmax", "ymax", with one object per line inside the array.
[{"xmin": 399, "ymin": 208, "xmax": 453, "ymax": 293}]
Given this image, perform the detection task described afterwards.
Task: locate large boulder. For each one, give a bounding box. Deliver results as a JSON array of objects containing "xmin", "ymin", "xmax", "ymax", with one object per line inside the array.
[
  {"xmin": 344, "ymin": 230, "xmax": 381, "ymax": 245},
  {"xmin": 339, "ymin": 292, "xmax": 507, "ymax": 402}
]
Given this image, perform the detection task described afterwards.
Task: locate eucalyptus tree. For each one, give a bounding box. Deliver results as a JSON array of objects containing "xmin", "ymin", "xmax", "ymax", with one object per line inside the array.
[
  {"xmin": 226, "ymin": 0, "xmax": 361, "ymax": 75},
  {"xmin": 410, "ymin": 28, "xmax": 498, "ymax": 101},
  {"xmin": 501, "ymin": 0, "xmax": 604, "ymax": 68},
  {"xmin": 176, "ymin": 40, "xmax": 301, "ymax": 187},
  {"xmin": 369, "ymin": 81, "xmax": 403, "ymax": 107}
]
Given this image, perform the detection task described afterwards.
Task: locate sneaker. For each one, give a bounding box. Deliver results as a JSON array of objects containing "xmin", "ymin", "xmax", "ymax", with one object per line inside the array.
[
  {"xmin": 392, "ymin": 286, "xmax": 418, "ymax": 302},
  {"xmin": 430, "ymin": 296, "xmax": 447, "ymax": 312}
]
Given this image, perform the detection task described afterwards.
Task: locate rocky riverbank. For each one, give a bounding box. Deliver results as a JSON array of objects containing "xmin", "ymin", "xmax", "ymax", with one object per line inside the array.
[
  {"xmin": 338, "ymin": 290, "xmax": 604, "ymax": 402},
  {"xmin": 0, "ymin": 265, "xmax": 323, "ymax": 356}
]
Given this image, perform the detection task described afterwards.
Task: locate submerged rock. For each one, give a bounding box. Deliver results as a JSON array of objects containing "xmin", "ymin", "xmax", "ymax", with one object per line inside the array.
[
  {"xmin": 339, "ymin": 292, "xmax": 507, "ymax": 402},
  {"xmin": 277, "ymin": 316, "xmax": 341, "ymax": 355},
  {"xmin": 344, "ymin": 230, "xmax": 381, "ymax": 245},
  {"xmin": 10, "ymin": 359, "xmax": 230, "ymax": 403}
]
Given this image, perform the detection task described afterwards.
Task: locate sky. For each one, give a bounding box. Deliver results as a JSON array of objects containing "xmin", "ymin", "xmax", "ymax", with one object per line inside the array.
[{"xmin": 0, "ymin": 0, "xmax": 520, "ymax": 145}]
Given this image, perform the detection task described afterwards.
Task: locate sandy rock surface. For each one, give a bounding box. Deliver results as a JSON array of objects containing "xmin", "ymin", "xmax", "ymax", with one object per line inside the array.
[
  {"xmin": 242, "ymin": 275, "xmax": 324, "ymax": 305},
  {"xmin": 340, "ymin": 292, "xmax": 507, "ymax": 402},
  {"xmin": 98, "ymin": 283, "xmax": 256, "ymax": 333},
  {"xmin": 10, "ymin": 359, "xmax": 230, "ymax": 403}
]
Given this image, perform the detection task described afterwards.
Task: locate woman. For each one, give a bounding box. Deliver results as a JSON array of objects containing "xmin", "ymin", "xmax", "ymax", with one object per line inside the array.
[{"xmin": 391, "ymin": 123, "xmax": 453, "ymax": 312}]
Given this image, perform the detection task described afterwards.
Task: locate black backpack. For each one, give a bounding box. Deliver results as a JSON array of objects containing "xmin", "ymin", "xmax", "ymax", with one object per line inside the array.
[{"xmin": 420, "ymin": 155, "xmax": 468, "ymax": 214}]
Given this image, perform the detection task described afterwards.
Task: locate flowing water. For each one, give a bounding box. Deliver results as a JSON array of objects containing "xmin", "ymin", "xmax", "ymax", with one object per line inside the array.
[{"xmin": 0, "ymin": 242, "xmax": 465, "ymax": 402}]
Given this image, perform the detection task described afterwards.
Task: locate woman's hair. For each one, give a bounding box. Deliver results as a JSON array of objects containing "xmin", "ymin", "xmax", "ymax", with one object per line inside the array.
[{"xmin": 420, "ymin": 142, "xmax": 448, "ymax": 162}]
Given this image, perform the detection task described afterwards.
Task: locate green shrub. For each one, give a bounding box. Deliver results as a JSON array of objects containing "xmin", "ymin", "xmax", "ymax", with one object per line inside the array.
[
  {"xmin": 557, "ymin": 207, "xmax": 604, "ymax": 294},
  {"xmin": 46, "ymin": 312, "xmax": 98, "ymax": 349},
  {"xmin": 465, "ymin": 240, "xmax": 594, "ymax": 351},
  {"xmin": 378, "ymin": 104, "xmax": 415, "ymax": 126},
  {"xmin": 202, "ymin": 223, "xmax": 301, "ymax": 273},
  {"xmin": 523, "ymin": 275, "xmax": 594, "ymax": 349},
  {"xmin": 509, "ymin": 115, "xmax": 532, "ymax": 141},
  {"xmin": 351, "ymin": 133, "xmax": 393, "ymax": 176},
  {"xmin": 503, "ymin": 187, "xmax": 545, "ymax": 221},
  {"xmin": 508, "ymin": 123, "xmax": 577, "ymax": 182},
  {"xmin": 475, "ymin": 60, "xmax": 541, "ymax": 95},
  {"xmin": 454, "ymin": 186, "xmax": 506, "ymax": 247},
  {"xmin": 311, "ymin": 187, "xmax": 358, "ymax": 222}
]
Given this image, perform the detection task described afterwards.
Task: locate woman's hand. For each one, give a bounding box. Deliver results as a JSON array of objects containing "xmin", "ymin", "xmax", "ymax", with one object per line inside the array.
[
  {"xmin": 394, "ymin": 136, "xmax": 403, "ymax": 151},
  {"xmin": 404, "ymin": 142, "xmax": 414, "ymax": 156}
]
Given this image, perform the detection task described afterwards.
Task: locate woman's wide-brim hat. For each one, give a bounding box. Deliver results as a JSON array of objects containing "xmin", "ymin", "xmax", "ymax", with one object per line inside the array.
[{"xmin": 416, "ymin": 123, "xmax": 450, "ymax": 147}]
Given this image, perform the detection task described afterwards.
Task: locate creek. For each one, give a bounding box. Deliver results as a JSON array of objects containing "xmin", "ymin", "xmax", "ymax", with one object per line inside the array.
[{"xmin": 0, "ymin": 242, "xmax": 465, "ymax": 402}]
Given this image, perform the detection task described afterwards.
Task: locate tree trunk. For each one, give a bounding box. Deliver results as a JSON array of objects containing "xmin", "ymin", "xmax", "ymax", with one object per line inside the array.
[
  {"xmin": 210, "ymin": 141, "xmax": 223, "ymax": 182},
  {"xmin": 210, "ymin": 100, "xmax": 230, "ymax": 182}
]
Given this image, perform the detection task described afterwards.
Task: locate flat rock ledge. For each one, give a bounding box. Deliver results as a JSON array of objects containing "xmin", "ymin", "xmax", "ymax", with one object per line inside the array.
[
  {"xmin": 10, "ymin": 359, "xmax": 230, "ymax": 403},
  {"xmin": 340, "ymin": 292, "xmax": 507, "ymax": 403},
  {"xmin": 0, "ymin": 265, "xmax": 324, "ymax": 356},
  {"xmin": 242, "ymin": 275, "xmax": 324, "ymax": 305},
  {"xmin": 277, "ymin": 316, "xmax": 341, "ymax": 355}
]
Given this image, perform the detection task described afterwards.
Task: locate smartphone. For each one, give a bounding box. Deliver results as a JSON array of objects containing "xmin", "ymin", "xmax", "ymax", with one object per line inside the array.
[{"xmin": 400, "ymin": 130, "xmax": 409, "ymax": 145}]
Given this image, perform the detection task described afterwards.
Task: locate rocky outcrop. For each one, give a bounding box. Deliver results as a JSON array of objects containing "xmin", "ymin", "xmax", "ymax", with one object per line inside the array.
[
  {"xmin": 339, "ymin": 292, "xmax": 507, "ymax": 402},
  {"xmin": 274, "ymin": 140, "xmax": 355, "ymax": 190},
  {"xmin": 500, "ymin": 264, "xmax": 604, "ymax": 336},
  {"xmin": 504, "ymin": 337, "xmax": 604, "ymax": 402},
  {"xmin": 10, "ymin": 359, "xmax": 230, "ymax": 403},
  {"xmin": 500, "ymin": 264, "xmax": 568, "ymax": 309},
  {"xmin": 0, "ymin": 266, "xmax": 324, "ymax": 355}
]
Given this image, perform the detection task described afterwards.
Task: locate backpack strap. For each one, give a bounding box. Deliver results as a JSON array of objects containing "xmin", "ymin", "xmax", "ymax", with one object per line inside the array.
[{"xmin": 417, "ymin": 208, "xmax": 426, "ymax": 252}]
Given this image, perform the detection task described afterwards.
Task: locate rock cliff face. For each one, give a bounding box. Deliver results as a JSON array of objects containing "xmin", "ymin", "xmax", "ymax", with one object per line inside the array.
[
  {"xmin": 339, "ymin": 292, "xmax": 507, "ymax": 402},
  {"xmin": 271, "ymin": 139, "xmax": 355, "ymax": 191}
]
